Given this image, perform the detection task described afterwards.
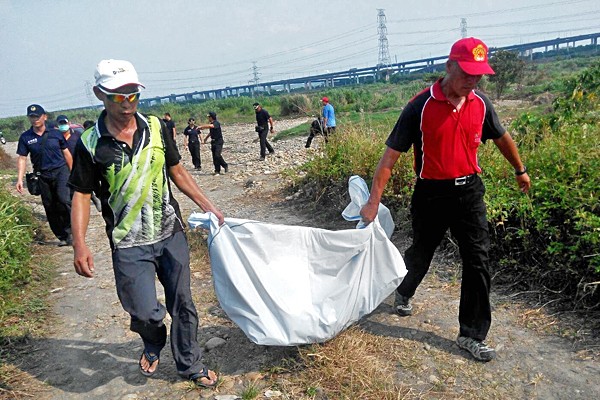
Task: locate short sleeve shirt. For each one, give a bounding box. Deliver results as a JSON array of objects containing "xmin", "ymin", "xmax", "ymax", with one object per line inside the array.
[
  {"xmin": 386, "ymin": 79, "xmax": 505, "ymax": 179},
  {"xmin": 163, "ymin": 119, "xmax": 176, "ymax": 137},
  {"xmin": 17, "ymin": 127, "xmax": 68, "ymax": 172},
  {"xmin": 183, "ymin": 125, "xmax": 201, "ymax": 143},
  {"xmin": 208, "ymin": 120, "xmax": 223, "ymax": 143},
  {"xmin": 64, "ymin": 129, "xmax": 81, "ymax": 156},
  {"xmin": 68, "ymin": 111, "xmax": 183, "ymax": 249},
  {"xmin": 322, "ymin": 103, "xmax": 336, "ymax": 127},
  {"xmin": 255, "ymin": 109, "xmax": 271, "ymax": 128}
]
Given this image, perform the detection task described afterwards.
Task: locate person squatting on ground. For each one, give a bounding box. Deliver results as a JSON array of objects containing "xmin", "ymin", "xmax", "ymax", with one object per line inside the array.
[
  {"xmin": 68, "ymin": 59, "xmax": 223, "ymax": 388},
  {"xmin": 360, "ymin": 38, "xmax": 531, "ymax": 362},
  {"xmin": 183, "ymin": 117, "xmax": 202, "ymax": 170},
  {"xmin": 200, "ymin": 111, "xmax": 228, "ymax": 175},
  {"xmin": 253, "ymin": 102, "xmax": 275, "ymax": 160},
  {"xmin": 16, "ymin": 104, "xmax": 73, "ymax": 246},
  {"xmin": 321, "ymin": 96, "xmax": 336, "ymax": 135},
  {"xmin": 305, "ymin": 116, "xmax": 326, "ymax": 148}
]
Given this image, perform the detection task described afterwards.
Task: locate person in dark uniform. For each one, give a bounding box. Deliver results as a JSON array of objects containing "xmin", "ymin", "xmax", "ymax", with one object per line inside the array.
[
  {"xmin": 201, "ymin": 111, "xmax": 228, "ymax": 175},
  {"xmin": 16, "ymin": 104, "xmax": 73, "ymax": 246},
  {"xmin": 305, "ymin": 116, "xmax": 326, "ymax": 148},
  {"xmin": 56, "ymin": 115, "xmax": 81, "ymax": 156},
  {"xmin": 57, "ymin": 115, "xmax": 102, "ymax": 212},
  {"xmin": 183, "ymin": 117, "xmax": 202, "ymax": 169},
  {"xmin": 253, "ymin": 102, "xmax": 274, "ymax": 161},
  {"xmin": 163, "ymin": 112, "xmax": 177, "ymax": 142},
  {"xmin": 360, "ymin": 37, "xmax": 531, "ymax": 362}
]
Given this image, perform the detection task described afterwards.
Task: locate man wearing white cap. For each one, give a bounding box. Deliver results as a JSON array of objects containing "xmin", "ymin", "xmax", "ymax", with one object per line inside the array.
[
  {"xmin": 69, "ymin": 59, "xmax": 222, "ymax": 388},
  {"xmin": 360, "ymin": 38, "xmax": 531, "ymax": 362}
]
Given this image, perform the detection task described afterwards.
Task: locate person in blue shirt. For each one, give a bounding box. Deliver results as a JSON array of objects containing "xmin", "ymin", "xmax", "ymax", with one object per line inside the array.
[
  {"xmin": 16, "ymin": 104, "xmax": 73, "ymax": 246},
  {"xmin": 321, "ymin": 97, "xmax": 336, "ymax": 134}
]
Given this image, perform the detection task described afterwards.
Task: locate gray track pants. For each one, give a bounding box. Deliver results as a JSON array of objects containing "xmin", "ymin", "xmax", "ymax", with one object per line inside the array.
[{"xmin": 112, "ymin": 231, "xmax": 204, "ymax": 378}]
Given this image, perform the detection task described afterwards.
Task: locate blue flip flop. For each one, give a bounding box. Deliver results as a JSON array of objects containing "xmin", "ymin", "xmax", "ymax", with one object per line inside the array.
[
  {"xmin": 139, "ymin": 350, "xmax": 160, "ymax": 377},
  {"xmin": 190, "ymin": 368, "xmax": 218, "ymax": 388}
]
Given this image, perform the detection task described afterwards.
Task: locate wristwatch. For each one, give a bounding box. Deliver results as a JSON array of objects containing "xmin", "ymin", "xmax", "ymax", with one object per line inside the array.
[{"xmin": 515, "ymin": 166, "xmax": 527, "ymax": 176}]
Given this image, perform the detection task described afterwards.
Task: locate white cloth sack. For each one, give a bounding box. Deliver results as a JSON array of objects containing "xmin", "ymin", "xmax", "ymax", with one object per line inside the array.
[{"xmin": 188, "ymin": 175, "xmax": 406, "ymax": 346}]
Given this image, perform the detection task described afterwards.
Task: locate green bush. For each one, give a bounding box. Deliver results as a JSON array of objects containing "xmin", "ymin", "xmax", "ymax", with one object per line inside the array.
[
  {"xmin": 485, "ymin": 62, "xmax": 600, "ymax": 305},
  {"xmin": 0, "ymin": 188, "xmax": 36, "ymax": 296}
]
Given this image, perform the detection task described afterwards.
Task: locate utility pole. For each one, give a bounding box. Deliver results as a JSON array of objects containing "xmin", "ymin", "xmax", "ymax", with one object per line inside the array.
[
  {"xmin": 460, "ymin": 18, "xmax": 468, "ymax": 38},
  {"xmin": 377, "ymin": 9, "xmax": 391, "ymax": 67}
]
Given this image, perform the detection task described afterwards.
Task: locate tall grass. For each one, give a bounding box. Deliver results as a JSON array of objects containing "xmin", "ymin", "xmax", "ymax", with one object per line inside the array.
[{"xmin": 0, "ymin": 189, "xmax": 36, "ymax": 297}]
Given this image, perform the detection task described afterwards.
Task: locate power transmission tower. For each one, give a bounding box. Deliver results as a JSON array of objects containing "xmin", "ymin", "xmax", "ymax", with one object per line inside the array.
[
  {"xmin": 250, "ymin": 61, "xmax": 261, "ymax": 95},
  {"xmin": 252, "ymin": 62, "xmax": 261, "ymax": 85},
  {"xmin": 377, "ymin": 9, "xmax": 391, "ymax": 67},
  {"xmin": 460, "ymin": 18, "xmax": 468, "ymax": 38},
  {"xmin": 85, "ymin": 80, "xmax": 95, "ymax": 106}
]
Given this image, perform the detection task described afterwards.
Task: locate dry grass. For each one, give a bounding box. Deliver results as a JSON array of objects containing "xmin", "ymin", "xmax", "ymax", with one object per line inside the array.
[
  {"xmin": 0, "ymin": 364, "xmax": 48, "ymax": 399},
  {"xmin": 281, "ymin": 327, "xmax": 412, "ymax": 400}
]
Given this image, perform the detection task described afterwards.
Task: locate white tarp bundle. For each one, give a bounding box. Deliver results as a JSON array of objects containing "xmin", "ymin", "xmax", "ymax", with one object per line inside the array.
[{"xmin": 188, "ymin": 175, "xmax": 406, "ymax": 346}]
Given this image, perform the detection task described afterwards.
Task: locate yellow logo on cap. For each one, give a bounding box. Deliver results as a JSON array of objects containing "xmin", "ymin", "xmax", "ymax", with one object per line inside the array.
[
  {"xmin": 30, "ymin": 106, "xmax": 36, "ymax": 111},
  {"xmin": 472, "ymin": 44, "xmax": 486, "ymax": 62}
]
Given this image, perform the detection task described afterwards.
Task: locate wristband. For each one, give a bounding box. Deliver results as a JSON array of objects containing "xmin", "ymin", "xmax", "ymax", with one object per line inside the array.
[{"xmin": 515, "ymin": 166, "xmax": 527, "ymax": 176}]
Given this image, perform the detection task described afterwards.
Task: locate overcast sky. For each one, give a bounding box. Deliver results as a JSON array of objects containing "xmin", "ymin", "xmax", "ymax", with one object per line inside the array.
[{"xmin": 1, "ymin": 0, "xmax": 598, "ymax": 118}]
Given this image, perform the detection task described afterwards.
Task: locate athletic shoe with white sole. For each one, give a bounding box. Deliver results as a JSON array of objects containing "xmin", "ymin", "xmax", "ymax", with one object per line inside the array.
[
  {"xmin": 456, "ymin": 335, "xmax": 496, "ymax": 362},
  {"xmin": 394, "ymin": 292, "xmax": 413, "ymax": 316}
]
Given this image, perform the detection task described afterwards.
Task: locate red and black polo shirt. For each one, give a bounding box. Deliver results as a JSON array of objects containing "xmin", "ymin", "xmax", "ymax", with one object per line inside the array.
[{"xmin": 386, "ymin": 79, "xmax": 505, "ymax": 180}]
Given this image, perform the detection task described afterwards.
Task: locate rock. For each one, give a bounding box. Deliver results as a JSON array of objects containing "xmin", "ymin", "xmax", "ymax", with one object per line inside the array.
[
  {"xmin": 264, "ymin": 389, "xmax": 283, "ymax": 398},
  {"xmin": 244, "ymin": 371, "xmax": 263, "ymax": 382},
  {"xmin": 214, "ymin": 395, "xmax": 240, "ymax": 400},
  {"xmin": 205, "ymin": 337, "xmax": 227, "ymax": 350}
]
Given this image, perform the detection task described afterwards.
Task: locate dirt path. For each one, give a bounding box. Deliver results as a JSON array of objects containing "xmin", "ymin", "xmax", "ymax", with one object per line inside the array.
[{"xmin": 4, "ymin": 119, "xmax": 600, "ymax": 400}]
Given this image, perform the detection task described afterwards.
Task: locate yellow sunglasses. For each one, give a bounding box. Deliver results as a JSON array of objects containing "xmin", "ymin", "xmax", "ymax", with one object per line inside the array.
[{"xmin": 98, "ymin": 86, "xmax": 140, "ymax": 104}]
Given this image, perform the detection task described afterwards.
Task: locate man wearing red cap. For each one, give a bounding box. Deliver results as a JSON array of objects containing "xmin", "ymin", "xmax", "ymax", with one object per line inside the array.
[
  {"xmin": 360, "ymin": 38, "xmax": 531, "ymax": 362},
  {"xmin": 321, "ymin": 96, "xmax": 336, "ymax": 134}
]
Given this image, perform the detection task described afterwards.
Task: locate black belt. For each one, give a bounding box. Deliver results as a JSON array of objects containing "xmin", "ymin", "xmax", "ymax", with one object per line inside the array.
[{"xmin": 417, "ymin": 174, "xmax": 478, "ymax": 187}]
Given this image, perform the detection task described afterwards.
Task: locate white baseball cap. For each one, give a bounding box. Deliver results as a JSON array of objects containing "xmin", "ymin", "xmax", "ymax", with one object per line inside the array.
[{"xmin": 94, "ymin": 59, "xmax": 145, "ymax": 90}]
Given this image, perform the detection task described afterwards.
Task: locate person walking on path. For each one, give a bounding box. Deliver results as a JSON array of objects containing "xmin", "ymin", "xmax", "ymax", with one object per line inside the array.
[
  {"xmin": 56, "ymin": 115, "xmax": 81, "ymax": 156},
  {"xmin": 58, "ymin": 115, "xmax": 102, "ymax": 211},
  {"xmin": 68, "ymin": 59, "xmax": 223, "ymax": 388},
  {"xmin": 16, "ymin": 104, "xmax": 73, "ymax": 246},
  {"xmin": 183, "ymin": 117, "xmax": 202, "ymax": 170},
  {"xmin": 201, "ymin": 111, "xmax": 228, "ymax": 175},
  {"xmin": 321, "ymin": 96, "xmax": 336, "ymax": 135},
  {"xmin": 360, "ymin": 37, "xmax": 531, "ymax": 362},
  {"xmin": 253, "ymin": 102, "xmax": 275, "ymax": 160}
]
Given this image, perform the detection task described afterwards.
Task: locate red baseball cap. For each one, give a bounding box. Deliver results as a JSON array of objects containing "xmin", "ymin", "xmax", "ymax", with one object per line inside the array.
[
  {"xmin": 321, "ymin": 97, "xmax": 329, "ymax": 103},
  {"xmin": 449, "ymin": 37, "xmax": 495, "ymax": 75}
]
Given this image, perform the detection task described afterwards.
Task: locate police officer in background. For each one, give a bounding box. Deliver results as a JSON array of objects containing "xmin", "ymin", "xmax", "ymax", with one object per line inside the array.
[
  {"xmin": 183, "ymin": 117, "xmax": 202, "ymax": 170},
  {"xmin": 16, "ymin": 104, "xmax": 73, "ymax": 246},
  {"xmin": 253, "ymin": 102, "xmax": 275, "ymax": 160},
  {"xmin": 360, "ymin": 37, "xmax": 531, "ymax": 362}
]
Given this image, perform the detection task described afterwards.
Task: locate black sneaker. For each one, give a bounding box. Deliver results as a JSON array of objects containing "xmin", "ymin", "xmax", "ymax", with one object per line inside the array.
[
  {"xmin": 259, "ymin": 156, "xmax": 265, "ymax": 161},
  {"xmin": 456, "ymin": 336, "xmax": 496, "ymax": 362},
  {"xmin": 224, "ymin": 166, "xmax": 229, "ymax": 173},
  {"xmin": 394, "ymin": 292, "xmax": 413, "ymax": 316},
  {"xmin": 58, "ymin": 239, "xmax": 70, "ymax": 247}
]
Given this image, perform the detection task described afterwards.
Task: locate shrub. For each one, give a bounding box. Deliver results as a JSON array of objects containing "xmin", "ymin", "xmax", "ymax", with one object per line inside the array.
[
  {"xmin": 486, "ymin": 62, "xmax": 600, "ymax": 306},
  {"xmin": 0, "ymin": 188, "xmax": 36, "ymax": 297}
]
